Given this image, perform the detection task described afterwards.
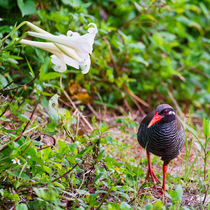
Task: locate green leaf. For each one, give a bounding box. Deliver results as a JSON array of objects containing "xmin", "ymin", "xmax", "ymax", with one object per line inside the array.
[
  {"xmin": 131, "ymin": 56, "xmax": 149, "ymax": 67},
  {"xmin": 207, "ymin": 150, "xmax": 210, "ymax": 158},
  {"xmin": 0, "ymin": 189, "xmax": 4, "ymax": 196},
  {"xmin": 95, "ymin": 190, "xmax": 107, "ymax": 194},
  {"xmin": 0, "ymin": 0, "xmax": 11, "ymax": 9},
  {"xmin": 42, "ymin": 147, "xmax": 52, "ymax": 161},
  {"xmin": 167, "ymin": 190, "xmax": 177, "ymax": 199},
  {"xmin": 33, "ymin": 188, "xmax": 46, "ymax": 199},
  {"xmin": 53, "ymin": 181, "xmax": 65, "ymax": 190},
  {"xmin": 19, "ymin": 114, "xmax": 30, "ymax": 121},
  {"xmin": 203, "ymin": 117, "xmax": 209, "ymax": 140},
  {"xmin": 120, "ymin": 201, "xmax": 132, "ymax": 210},
  {"xmin": 153, "ymin": 200, "xmax": 166, "ymax": 210},
  {"xmin": 43, "ymin": 166, "xmax": 51, "ymax": 174},
  {"xmin": 61, "ymin": 0, "xmax": 81, "ymax": 8},
  {"xmin": 17, "ymin": 0, "xmax": 36, "ymax": 17},
  {"xmin": 26, "ymin": 58, "xmax": 35, "ymax": 78},
  {"xmin": 0, "ymin": 74, "xmax": 8, "ymax": 89},
  {"xmin": 39, "ymin": 72, "xmax": 61, "ymax": 81},
  {"xmin": 76, "ymin": 189, "xmax": 90, "ymax": 196},
  {"xmin": 58, "ymin": 139, "xmax": 70, "ymax": 153},
  {"xmin": 49, "ymin": 94, "xmax": 60, "ymax": 121},
  {"xmin": 33, "ymin": 188, "xmax": 57, "ymax": 201},
  {"xmin": 175, "ymin": 184, "xmax": 183, "ymax": 201},
  {"xmin": 128, "ymin": 42, "xmax": 146, "ymax": 51},
  {"xmin": 96, "ymin": 150, "xmax": 105, "ymax": 161},
  {"xmin": 144, "ymin": 203, "xmax": 153, "ymax": 210},
  {"xmin": 100, "ymin": 126, "xmax": 109, "ymax": 133},
  {"xmin": 69, "ymin": 143, "xmax": 78, "ymax": 155},
  {"xmin": 14, "ymin": 181, "xmax": 21, "ymax": 189},
  {"xmin": 16, "ymin": 203, "xmax": 28, "ymax": 210},
  {"xmin": 91, "ymin": 115, "xmax": 96, "ymax": 126},
  {"xmin": 94, "ymin": 172, "xmax": 104, "ymax": 183},
  {"xmin": 194, "ymin": 142, "xmax": 201, "ymax": 152},
  {"xmin": 8, "ymin": 170, "xmax": 30, "ymax": 180}
]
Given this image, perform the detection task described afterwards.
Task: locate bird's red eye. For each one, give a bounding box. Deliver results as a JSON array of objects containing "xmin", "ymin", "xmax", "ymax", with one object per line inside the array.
[{"xmin": 163, "ymin": 110, "xmax": 168, "ymax": 114}]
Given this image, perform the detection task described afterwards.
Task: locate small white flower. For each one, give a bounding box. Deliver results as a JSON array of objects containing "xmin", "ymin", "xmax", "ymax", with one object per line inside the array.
[
  {"xmin": 27, "ymin": 155, "xmax": 31, "ymax": 159},
  {"xmin": 19, "ymin": 22, "xmax": 98, "ymax": 74},
  {"xmin": 12, "ymin": 158, "xmax": 20, "ymax": 165}
]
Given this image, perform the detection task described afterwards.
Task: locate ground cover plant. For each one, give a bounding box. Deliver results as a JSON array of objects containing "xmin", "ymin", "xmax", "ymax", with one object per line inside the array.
[{"xmin": 0, "ymin": 0, "xmax": 209, "ymax": 209}]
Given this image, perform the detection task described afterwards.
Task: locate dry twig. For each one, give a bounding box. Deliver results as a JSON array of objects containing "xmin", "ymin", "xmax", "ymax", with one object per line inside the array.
[
  {"xmin": 0, "ymin": 71, "xmax": 40, "ymax": 94},
  {"xmin": 124, "ymin": 85, "xmax": 150, "ymax": 108},
  {"xmin": 60, "ymin": 76, "xmax": 93, "ymax": 131}
]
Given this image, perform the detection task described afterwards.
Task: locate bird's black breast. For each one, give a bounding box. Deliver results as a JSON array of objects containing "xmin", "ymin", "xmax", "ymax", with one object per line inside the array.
[{"xmin": 137, "ymin": 115, "xmax": 185, "ymax": 164}]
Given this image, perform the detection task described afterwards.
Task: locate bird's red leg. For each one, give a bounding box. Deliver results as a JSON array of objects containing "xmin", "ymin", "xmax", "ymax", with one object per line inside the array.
[
  {"xmin": 156, "ymin": 163, "xmax": 169, "ymax": 196},
  {"xmin": 145, "ymin": 151, "xmax": 161, "ymax": 186},
  {"xmin": 161, "ymin": 163, "xmax": 168, "ymax": 192}
]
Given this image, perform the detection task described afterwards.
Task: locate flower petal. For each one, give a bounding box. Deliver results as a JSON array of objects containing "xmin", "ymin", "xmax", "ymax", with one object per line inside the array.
[
  {"xmin": 67, "ymin": 31, "xmax": 80, "ymax": 37},
  {"xmin": 12, "ymin": 159, "xmax": 16, "ymax": 164},
  {"xmin": 54, "ymin": 43, "xmax": 81, "ymax": 61},
  {"xmin": 87, "ymin": 23, "xmax": 98, "ymax": 35},
  {"xmin": 51, "ymin": 55, "xmax": 67, "ymax": 72},
  {"xmin": 63, "ymin": 54, "xmax": 79, "ymax": 69},
  {"xmin": 80, "ymin": 54, "xmax": 91, "ymax": 74},
  {"xmin": 19, "ymin": 39, "xmax": 61, "ymax": 53},
  {"xmin": 12, "ymin": 158, "xmax": 20, "ymax": 165}
]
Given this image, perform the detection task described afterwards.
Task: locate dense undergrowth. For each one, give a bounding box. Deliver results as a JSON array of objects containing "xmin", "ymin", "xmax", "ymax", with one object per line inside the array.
[
  {"xmin": 0, "ymin": 0, "xmax": 209, "ymax": 209},
  {"xmin": 0, "ymin": 93, "xmax": 209, "ymax": 209}
]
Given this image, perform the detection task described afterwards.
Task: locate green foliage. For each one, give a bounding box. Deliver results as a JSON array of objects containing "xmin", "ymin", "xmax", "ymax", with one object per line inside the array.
[
  {"xmin": 0, "ymin": 100, "xmax": 139, "ymax": 208},
  {"xmin": 0, "ymin": 93, "xmax": 209, "ymax": 208},
  {"xmin": 182, "ymin": 117, "xmax": 210, "ymax": 181},
  {"xmin": 0, "ymin": 0, "xmax": 209, "ymax": 209},
  {"xmin": 0, "ymin": 0, "xmax": 209, "ymax": 116},
  {"xmin": 17, "ymin": 0, "xmax": 36, "ymax": 17},
  {"xmin": 167, "ymin": 184, "xmax": 183, "ymax": 205}
]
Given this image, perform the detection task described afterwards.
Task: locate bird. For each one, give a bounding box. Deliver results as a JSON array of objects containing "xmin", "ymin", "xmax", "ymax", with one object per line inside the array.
[{"xmin": 137, "ymin": 104, "xmax": 185, "ymax": 193}]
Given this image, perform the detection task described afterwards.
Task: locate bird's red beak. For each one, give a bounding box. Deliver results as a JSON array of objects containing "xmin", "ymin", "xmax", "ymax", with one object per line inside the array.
[{"xmin": 148, "ymin": 112, "xmax": 163, "ymax": 128}]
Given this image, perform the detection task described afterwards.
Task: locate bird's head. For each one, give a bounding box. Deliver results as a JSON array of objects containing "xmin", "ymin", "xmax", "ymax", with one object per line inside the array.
[{"xmin": 148, "ymin": 104, "xmax": 176, "ymax": 128}]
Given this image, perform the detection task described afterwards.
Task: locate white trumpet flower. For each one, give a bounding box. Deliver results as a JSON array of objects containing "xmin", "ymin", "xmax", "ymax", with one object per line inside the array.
[
  {"xmin": 19, "ymin": 22, "xmax": 98, "ymax": 73},
  {"xmin": 19, "ymin": 39, "xmax": 80, "ymax": 72}
]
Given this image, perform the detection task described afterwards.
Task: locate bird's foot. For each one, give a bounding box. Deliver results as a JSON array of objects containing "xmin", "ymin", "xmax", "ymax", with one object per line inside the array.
[
  {"xmin": 158, "ymin": 189, "xmax": 164, "ymax": 195},
  {"xmin": 145, "ymin": 168, "xmax": 161, "ymax": 184},
  {"xmin": 157, "ymin": 187, "xmax": 167, "ymax": 197},
  {"xmin": 151, "ymin": 169, "xmax": 161, "ymax": 184},
  {"xmin": 153, "ymin": 190, "xmax": 165, "ymax": 199}
]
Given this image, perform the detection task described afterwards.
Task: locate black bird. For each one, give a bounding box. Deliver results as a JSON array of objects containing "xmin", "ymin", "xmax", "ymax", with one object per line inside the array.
[{"xmin": 137, "ymin": 104, "xmax": 185, "ymax": 193}]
